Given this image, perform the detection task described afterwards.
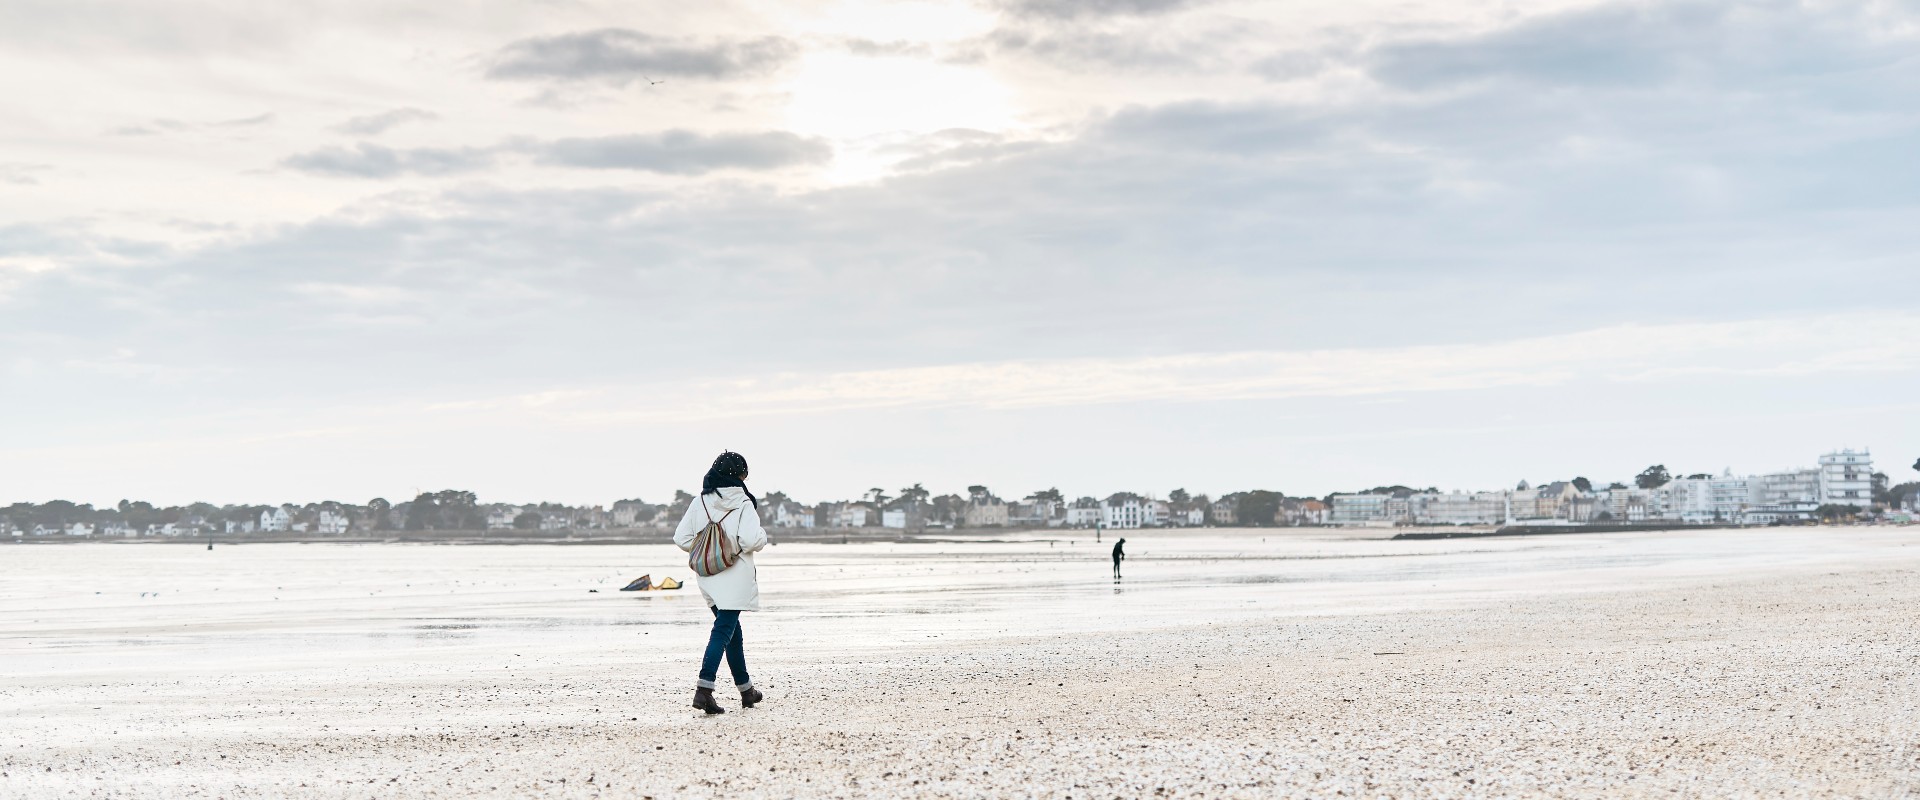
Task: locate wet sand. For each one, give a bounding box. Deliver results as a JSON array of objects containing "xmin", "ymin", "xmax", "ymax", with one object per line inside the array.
[{"xmin": 4, "ymin": 527, "xmax": 1917, "ymax": 798}]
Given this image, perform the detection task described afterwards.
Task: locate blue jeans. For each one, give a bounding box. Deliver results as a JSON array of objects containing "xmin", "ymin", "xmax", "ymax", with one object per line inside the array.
[{"xmin": 697, "ymin": 607, "xmax": 752, "ymax": 691}]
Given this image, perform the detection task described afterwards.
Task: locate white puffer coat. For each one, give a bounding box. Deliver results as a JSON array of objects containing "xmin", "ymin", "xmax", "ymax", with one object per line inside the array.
[{"xmin": 672, "ymin": 487, "xmax": 770, "ymax": 611}]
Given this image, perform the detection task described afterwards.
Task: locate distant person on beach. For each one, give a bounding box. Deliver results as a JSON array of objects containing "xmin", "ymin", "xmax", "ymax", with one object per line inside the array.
[
  {"xmin": 673, "ymin": 451, "xmax": 770, "ymax": 715},
  {"xmin": 1112, "ymin": 537, "xmax": 1126, "ymax": 580}
]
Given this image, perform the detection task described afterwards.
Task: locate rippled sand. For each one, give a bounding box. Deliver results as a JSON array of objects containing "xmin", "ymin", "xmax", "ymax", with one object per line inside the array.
[{"xmin": 4, "ymin": 527, "xmax": 1917, "ymax": 797}]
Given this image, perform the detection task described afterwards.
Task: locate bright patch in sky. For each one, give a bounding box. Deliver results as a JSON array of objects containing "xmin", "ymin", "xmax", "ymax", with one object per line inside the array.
[
  {"xmin": 782, "ymin": 53, "xmax": 1016, "ymax": 141},
  {"xmin": 781, "ymin": 0, "xmax": 997, "ymax": 42}
]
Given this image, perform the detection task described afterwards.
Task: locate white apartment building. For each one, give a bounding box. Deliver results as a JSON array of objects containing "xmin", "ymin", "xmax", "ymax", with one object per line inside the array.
[
  {"xmin": 1657, "ymin": 477, "xmax": 1716, "ymax": 524},
  {"xmin": 1710, "ymin": 475, "xmax": 1754, "ymax": 521},
  {"xmin": 1755, "ymin": 469, "xmax": 1820, "ymax": 506},
  {"xmin": 1817, "ymin": 449, "xmax": 1873, "ymax": 508},
  {"xmin": 1415, "ymin": 491, "xmax": 1506, "ymax": 525},
  {"xmin": 1330, "ymin": 494, "xmax": 1394, "ymax": 526}
]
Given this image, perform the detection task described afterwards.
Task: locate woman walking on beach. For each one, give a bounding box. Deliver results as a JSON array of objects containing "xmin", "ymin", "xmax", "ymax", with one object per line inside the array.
[{"xmin": 673, "ymin": 451, "xmax": 770, "ymax": 714}]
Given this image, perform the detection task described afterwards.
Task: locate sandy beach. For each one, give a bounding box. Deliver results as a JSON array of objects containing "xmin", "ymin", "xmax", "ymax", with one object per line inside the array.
[{"xmin": 4, "ymin": 527, "xmax": 1917, "ymax": 798}]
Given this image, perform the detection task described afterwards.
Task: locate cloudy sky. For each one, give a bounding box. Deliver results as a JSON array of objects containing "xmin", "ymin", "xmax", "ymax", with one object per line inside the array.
[{"xmin": 3, "ymin": 0, "xmax": 1917, "ymax": 507}]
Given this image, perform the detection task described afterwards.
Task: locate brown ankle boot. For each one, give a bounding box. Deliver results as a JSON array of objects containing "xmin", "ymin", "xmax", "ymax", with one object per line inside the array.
[
  {"xmin": 740, "ymin": 686, "xmax": 764, "ymax": 708},
  {"xmin": 692, "ymin": 687, "xmax": 725, "ymax": 714}
]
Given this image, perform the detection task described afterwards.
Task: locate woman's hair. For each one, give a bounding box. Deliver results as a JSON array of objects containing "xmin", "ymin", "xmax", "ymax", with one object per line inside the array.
[{"xmin": 701, "ymin": 451, "xmax": 758, "ymax": 508}]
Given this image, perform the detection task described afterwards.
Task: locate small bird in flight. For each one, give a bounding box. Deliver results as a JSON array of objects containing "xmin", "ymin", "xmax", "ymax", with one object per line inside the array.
[{"xmin": 645, "ymin": 76, "xmax": 666, "ymax": 86}]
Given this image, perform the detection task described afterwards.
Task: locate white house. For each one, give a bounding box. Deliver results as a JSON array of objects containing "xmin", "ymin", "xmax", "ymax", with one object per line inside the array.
[
  {"xmin": 772, "ymin": 502, "xmax": 815, "ymax": 528},
  {"xmin": 833, "ymin": 503, "xmax": 873, "ymax": 528},
  {"xmin": 1065, "ymin": 498, "xmax": 1102, "ymax": 527},
  {"xmin": 65, "ymin": 522, "xmax": 94, "ymax": 536},
  {"xmin": 611, "ymin": 501, "xmax": 650, "ymax": 527},
  {"xmin": 317, "ymin": 510, "xmax": 351, "ymax": 535},
  {"xmin": 486, "ymin": 506, "xmax": 521, "ymax": 530},
  {"xmin": 963, "ymin": 497, "xmax": 1008, "ymax": 527},
  {"xmin": 260, "ymin": 508, "xmax": 291, "ymax": 532},
  {"xmin": 1102, "ymin": 493, "xmax": 1146, "ymax": 529}
]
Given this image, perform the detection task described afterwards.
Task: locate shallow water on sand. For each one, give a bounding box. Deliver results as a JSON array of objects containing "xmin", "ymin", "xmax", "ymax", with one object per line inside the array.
[{"xmin": 1, "ymin": 527, "xmax": 1906, "ymax": 680}]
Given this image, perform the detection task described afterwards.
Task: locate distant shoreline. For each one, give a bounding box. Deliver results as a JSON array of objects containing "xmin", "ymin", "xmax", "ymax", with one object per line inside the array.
[{"xmin": 7, "ymin": 525, "xmax": 1411, "ymax": 545}]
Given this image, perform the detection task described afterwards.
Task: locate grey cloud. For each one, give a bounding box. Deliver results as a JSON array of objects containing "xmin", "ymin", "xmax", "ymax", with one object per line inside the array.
[
  {"xmin": 105, "ymin": 114, "xmax": 270, "ymax": 137},
  {"xmin": 987, "ymin": 27, "xmax": 1206, "ymax": 70},
  {"xmin": 281, "ymin": 131, "xmax": 830, "ymax": 178},
  {"xmin": 877, "ymin": 129, "xmax": 1046, "ymax": 173},
  {"xmin": 12, "ymin": 0, "xmax": 1920, "ymax": 406},
  {"xmin": 281, "ymin": 143, "xmax": 495, "ymax": 178},
  {"xmin": 996, "ymin": 0, "xmax": 1207, "ymax": 20},
  {"xmin": 531, "ymin": 131, "xmax": 831, "ymax": 175},
  {"xmin": 1366, "ymin": 0, "xmax": 1904, "ymax": 90},
  {"xmin": 106, "ymin": 119, "xmax": 188, "ymax": 137},
  {"xmin": 0, "ymin": 164, "xmax": 51, "ymax": 186},
  {"xmin": 213, "ymin": 112, "xmax": 274, "ymax": 127},
  {"xmin": 1099, "ymin": 101, "xmax": 1330, "ymax": 154},
  {"xmin": 485, "ymin": 29, "xmax": 797, "ymax": 85},
  {"xmin": 334, "ymin": 108, "xmax": 440, "ymax": 136}
]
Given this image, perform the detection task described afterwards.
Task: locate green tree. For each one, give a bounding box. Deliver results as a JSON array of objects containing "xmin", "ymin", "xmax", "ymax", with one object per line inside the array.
[
  {"xmin": 404, "ymin": 493, "xmax": 436, "ymax": 530},
  {"xmin": 1169, "ymin": 488, "xmax": 1190, "ymax": 507},
  {"xmin": 1238, "ymin": 490, "xmax": 1283, "ymax": 526},
  {"xmin": 513, "ymin": 511, "xmax": 542, "ymax": 530},
  {"xmin": 1032, "ymin": 487, "xmax": 1064, "ymax": 506},
  {"xmin": 431, "ymin": 490, "xmax": 481, "ymax": 529},
  {"xmin": 366, "ymin": 498, "xmax": 392, "ymax": 530},
  {"xmin": 899, "ymin": 484, "xmax": 930, "ymax": 505},
  {"xmin": 1816, "ymin": 504, "xmax": 1858, "ymax": 523},
  {"xmin": 1634, "ymin": 465, "xmax": 1671, "ymax": 490},
  {"xmin": 1571, "ymin": 477, "xmax": 1593, "ymax": 493}
]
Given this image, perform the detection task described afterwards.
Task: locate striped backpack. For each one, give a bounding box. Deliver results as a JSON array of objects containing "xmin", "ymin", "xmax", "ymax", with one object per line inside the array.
[{"xmin": 688, "ymin": 499, "xmax": 740, "ymax": 577}]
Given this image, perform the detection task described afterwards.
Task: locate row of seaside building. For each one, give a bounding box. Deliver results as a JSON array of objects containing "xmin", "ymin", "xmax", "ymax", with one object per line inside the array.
[
  {"xmin": 6, "ymin": 449, "xmax": 1893, "ymax": 538},
  {"xmin": 1329, "ymin": 449, "xmax": 1881, "ymax": 527}
]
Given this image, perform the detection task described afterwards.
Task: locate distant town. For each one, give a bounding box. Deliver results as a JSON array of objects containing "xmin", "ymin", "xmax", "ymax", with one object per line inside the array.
[{"xmin": 5, "ymin": 449, "xmax": 1916, "ymax": 540}]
